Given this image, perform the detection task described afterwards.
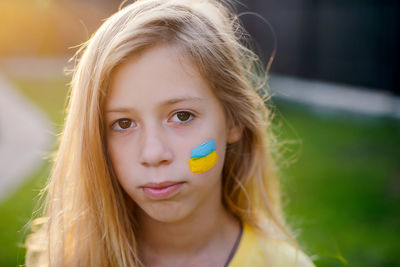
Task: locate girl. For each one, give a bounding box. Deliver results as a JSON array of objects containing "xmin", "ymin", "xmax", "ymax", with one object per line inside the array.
[{"xmin": 26, "ymin": 0, "xmax": 315, "ymax": 266}]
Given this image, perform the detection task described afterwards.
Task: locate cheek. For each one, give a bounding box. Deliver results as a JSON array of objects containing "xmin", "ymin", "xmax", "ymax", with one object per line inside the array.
[
  {"xmin": 107, "ymin": 139, "xmax": 119, "ymax": 166},
  {"xmin": 107, "ymin": 138, "xmax": 132, "ymax": 182},
  {"xmin": 187, "ymin": 138, "xmax": 227, "ymax": 175}
]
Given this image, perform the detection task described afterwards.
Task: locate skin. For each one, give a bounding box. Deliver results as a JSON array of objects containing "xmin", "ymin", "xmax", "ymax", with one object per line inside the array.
[{"xmin": 105, "ymin": 44, "xmax": 241, "ymax": 266}]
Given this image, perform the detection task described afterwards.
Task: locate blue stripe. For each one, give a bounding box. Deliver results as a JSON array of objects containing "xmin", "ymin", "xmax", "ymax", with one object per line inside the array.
[{"xmin": 190, "ymin": 139, "xmax": 216, "ymax": 158}]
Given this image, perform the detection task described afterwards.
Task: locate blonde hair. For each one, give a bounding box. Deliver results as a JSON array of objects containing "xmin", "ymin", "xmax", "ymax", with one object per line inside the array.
[{"xmin": 26, "ymin": 0, "xmax": 294, "ymax": 266}]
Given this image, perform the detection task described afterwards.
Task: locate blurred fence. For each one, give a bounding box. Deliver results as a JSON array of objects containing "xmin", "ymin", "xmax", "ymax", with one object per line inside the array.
[{"xmin": 237, "ymin": 0, "xmax": 400, "ymax": 94}]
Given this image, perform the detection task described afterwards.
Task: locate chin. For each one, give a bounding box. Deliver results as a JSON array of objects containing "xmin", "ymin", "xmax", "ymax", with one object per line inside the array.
[{"xmin": 141, "ymin": 201, "xmax": 192, "ymax": 223}]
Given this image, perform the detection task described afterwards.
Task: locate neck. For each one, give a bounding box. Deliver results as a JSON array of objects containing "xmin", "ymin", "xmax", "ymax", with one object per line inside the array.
[{"xmin": 136, "ymin": 194, "xmax": 240, "ymax": 265}]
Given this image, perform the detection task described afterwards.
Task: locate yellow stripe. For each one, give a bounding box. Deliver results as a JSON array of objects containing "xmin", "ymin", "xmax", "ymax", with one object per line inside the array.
[{"xmin": 189, "ymin": 151, "xmax": 218, "ymax": 174}]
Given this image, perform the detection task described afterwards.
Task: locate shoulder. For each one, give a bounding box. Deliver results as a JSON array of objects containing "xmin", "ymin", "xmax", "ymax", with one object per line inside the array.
[{"xmin": 228, "ymin": 222, "xmax": 315, "ymax": 267}]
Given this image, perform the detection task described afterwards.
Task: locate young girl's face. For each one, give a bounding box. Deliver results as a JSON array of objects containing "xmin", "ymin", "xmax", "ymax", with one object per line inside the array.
[{"xmin": 105, "ymin": 44, "xmax": 239, "ymax": 223}]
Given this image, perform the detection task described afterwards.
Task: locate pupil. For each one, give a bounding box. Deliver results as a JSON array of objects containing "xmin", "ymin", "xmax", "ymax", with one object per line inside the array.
[
  {"xmin": 177, "ymin": 112, "xmax": 190, "ymax": 121},
  {"xmin": 119, "ymin": 119, "xmax": 131, "ymax": 129}
]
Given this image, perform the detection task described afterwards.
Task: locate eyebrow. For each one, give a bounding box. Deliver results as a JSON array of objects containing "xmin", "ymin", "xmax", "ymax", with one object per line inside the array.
[{"xmin": 105, "ymin": 96, "xmax": 204, "ymax": 113}]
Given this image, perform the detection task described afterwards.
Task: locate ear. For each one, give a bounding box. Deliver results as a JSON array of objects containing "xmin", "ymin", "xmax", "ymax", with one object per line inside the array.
[{"xmin": 227, "ymin": 123, "xmax": 242, "ymax": 144}]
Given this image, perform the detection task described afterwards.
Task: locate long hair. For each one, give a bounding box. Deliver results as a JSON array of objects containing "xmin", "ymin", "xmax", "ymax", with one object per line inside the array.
[{"xmin": 26, "ymin": 0, "xmax": 294, "ymax": 266}]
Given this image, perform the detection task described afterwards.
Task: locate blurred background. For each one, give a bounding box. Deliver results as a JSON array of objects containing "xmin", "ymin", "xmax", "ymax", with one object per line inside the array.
[{"xmin": 0, "ymin": 0, "xmax": 399, "ymax": 266}]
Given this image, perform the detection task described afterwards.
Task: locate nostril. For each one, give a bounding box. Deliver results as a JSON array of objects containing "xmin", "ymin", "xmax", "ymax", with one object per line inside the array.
[
  {"xmin": 141, "ymin": 162, "xmax": 150, "ymax": 167},
  {"xmin": 160, "ymin": 159, "xmax": 171, "ymax": 165},
  {"xmin": 141, "ymin": 157, "xmax": 172, "ymax": 168}
]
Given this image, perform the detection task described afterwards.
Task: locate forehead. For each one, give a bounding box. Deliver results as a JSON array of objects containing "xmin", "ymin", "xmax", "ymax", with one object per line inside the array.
[{"xmin": 106, "ymin": 44, "xmax": 214, "ymax": 110}]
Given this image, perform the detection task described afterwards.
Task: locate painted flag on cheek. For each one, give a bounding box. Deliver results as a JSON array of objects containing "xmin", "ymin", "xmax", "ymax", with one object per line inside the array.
[{"xmin": 189, "ymin": 139, "xmax": 218, "ymax": 174}]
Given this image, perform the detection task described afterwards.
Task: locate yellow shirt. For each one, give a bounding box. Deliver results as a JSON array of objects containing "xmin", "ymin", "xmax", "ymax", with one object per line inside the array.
[{"xmin": 228, "ymin": 223, "xmax": 315, "ymax": 267}]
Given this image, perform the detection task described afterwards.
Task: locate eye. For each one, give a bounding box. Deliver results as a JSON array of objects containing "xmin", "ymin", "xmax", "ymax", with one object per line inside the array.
[
  {"xmin": 112, "ymin": 118, "xmax": 136, "ymax": 131},
  {"xmin": 170, "ymin": 111, "xmax": 195, "ymax": 123}
]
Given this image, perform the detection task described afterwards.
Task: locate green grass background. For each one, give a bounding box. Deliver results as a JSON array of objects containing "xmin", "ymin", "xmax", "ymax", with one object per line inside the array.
[
  {"xmin": 274, "ymin": 100, "xmax": 400, "ymax": 266},
  {"xmin": 0, "ymin": 76, "xmax": 399, "ymax": 266},
  {"xmin": 0, "ymin": 76, "xmax": 69, "ymax": 266}
]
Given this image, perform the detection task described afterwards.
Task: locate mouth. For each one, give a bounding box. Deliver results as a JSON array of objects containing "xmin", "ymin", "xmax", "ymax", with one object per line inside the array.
[{"xmin": 141, "ymin": 181, "xmax": 185, "ymax": 200}]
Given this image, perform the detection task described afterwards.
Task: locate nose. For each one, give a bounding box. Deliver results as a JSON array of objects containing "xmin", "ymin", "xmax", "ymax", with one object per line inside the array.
[{"xmin": 139, "ymin": 125, "xmax": 173, "ymax": 168}]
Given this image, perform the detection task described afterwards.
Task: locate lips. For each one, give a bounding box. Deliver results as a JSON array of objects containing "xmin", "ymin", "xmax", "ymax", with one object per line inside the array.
[{"xmin": 141, "ymin": 181, "xmax": 185, "ymax": 199}]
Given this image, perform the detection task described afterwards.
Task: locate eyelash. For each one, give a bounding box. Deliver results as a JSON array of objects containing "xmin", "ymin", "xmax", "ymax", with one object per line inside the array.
[
  {"xmin": 110, "ymin": 111, "xmax": 195, "ymax": 132},
  {"xmin": 111, "ymin": 118, "xmax": 136, "ymax": 131},
  {"xmin": 169, "ymin": 110, "xmax": 195, "ymax": 124}
]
